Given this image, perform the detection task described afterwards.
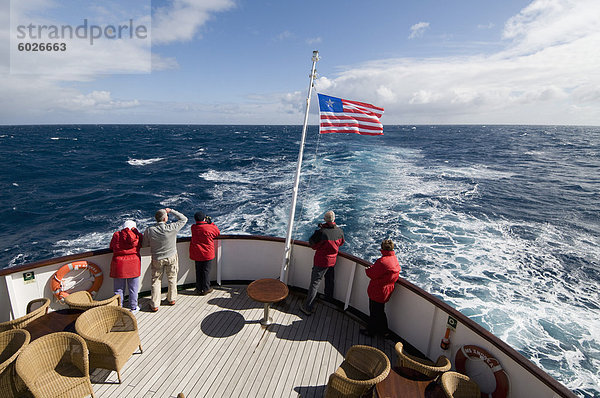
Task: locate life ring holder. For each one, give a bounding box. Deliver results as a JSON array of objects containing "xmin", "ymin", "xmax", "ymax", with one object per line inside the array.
[
  {"xmin": 455, "ymin": 344, "xmax": 510, "ymax": 398},
  {"xmin": 50, "ymin": 260, "xmax": 103, "ymax": 302}
]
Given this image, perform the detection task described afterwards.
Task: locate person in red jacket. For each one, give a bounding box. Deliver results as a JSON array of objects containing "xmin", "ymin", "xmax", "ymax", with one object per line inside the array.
[
  {"xmin": 300, "ymin": 210, "xmax": 345, "ymax": 315},
  {"xmin": 189, "ymin": 211, "xmax": 221, "ymax": 295},
  {"xmin": 110, "ymin": 220, "xmax": 143, "ymax": 313},
  {"xmin": 360, "ymin": 239, "xmax": 401, "ymax": 337}
]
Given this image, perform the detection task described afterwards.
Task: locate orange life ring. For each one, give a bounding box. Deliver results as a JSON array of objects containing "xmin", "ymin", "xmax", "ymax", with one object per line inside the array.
[
  {"xmin": 51, "ymin": 260, "xmax": 103, "ymax": 301},
  {"xmin": 455, "ymin": 345, "xmax": 510, "ymax": 398}
]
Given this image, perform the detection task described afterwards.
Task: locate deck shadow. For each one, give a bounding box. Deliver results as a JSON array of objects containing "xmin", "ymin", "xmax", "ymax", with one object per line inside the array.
[
  {"xmin": 294, "ymin": 384, "xmax": 327, "ymax": 398},
  {"xmin": 200, "ymin": 310, "xmax": 246, "ymax": 337},
  {"xmin": 206, "ymin": 287, "xmax": 263, "ymax": 310}
]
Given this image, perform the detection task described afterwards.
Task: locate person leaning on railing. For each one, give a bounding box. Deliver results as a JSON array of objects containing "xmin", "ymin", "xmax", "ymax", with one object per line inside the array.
[
  {"xmin": 360, "ymin": 239, "xmax": 401, "ymax": 337},
  {"xmin": 110, "ymin": 220, "xmax": 143, "ymax": 314},
  {"xmin": 300, "ymin": 210, "xmax": 345, "ymax": 316},
  {"xmin": 189, "ymin": 211, "xmax": 220, "ymax": 296}
]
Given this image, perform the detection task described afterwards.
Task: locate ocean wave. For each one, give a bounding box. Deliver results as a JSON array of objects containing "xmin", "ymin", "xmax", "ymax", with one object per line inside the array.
[
  {"xmin": 199, "ymin": 169, "xmax": 253, "ymax": 184},
  {"xmin": 53, "ymin": 231, "xmax": 112, "ymax": 256},
  {"xmin": 127, "ymin": 157, "xmax": 164, "ymax": 166},
  {"xmin": 160, "ymin": 193, "xmax": 193, "ymax": 207}
]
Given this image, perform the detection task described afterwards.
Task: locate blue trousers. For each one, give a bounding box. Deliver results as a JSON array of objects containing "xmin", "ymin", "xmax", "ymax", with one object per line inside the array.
[
  {"xmin": 303, "ymin": 266, "xmax": 335, "ymax": 312},
  {"xmin": 113, "ymin": 277, "xmax": 140, "ymax": 310}
]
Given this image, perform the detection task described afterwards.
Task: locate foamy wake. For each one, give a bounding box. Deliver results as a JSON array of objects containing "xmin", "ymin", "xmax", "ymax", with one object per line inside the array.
[{"xmin": 127, "ymin": 157, "xmax": 164, "ymax": 166}]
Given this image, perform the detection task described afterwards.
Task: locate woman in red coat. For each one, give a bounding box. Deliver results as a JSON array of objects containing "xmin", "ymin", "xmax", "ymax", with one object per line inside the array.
[
  {"xmin": 360, "ymin": 239, "xmax": 401, "ymax": 337},
  {"xmin": 110, "ymin": 220, "xmax": 143, "ymax": 313}
]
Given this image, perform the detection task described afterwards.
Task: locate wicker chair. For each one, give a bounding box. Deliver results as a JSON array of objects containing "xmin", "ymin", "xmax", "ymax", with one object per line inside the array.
[
  {"xmin": 0, "ymin": 329, "xmax": 31, "ymax": 397},
  {"xmin": 441, "ymin": 371, "xmax": 481, "ymax": 398},
  {"xmin": 75, "ymin": 305, "xmax": 142, "ymax": 383},
  {"xmin": 394, "ymin": 341, "xmax": 451, "ymax": 379},
  {"xmin": 15, "ymin": 332, "xmax": 95, "ymax": 398},
  {"xmin": 64, "ymin": 291, "xmax": 121, "ymax": 311},
  {"xmin": 0, "ymin": 298, "xmax": 50, "ymax": 332},
  {"xmin": 325, "ymin": 345, "xmax": 390, "ymax": 398}
]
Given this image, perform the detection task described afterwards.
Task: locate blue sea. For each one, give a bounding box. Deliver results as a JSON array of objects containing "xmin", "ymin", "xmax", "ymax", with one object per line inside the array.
[{"xmin": 1, "ymin": 125, "xmax": 599, "ymax": 396}]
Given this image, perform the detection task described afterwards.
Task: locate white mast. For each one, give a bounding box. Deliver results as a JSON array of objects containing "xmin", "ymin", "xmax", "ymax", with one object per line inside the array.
[{"xmin": 280, "ymin": 50, "xmax": 319, "ymax": 283}]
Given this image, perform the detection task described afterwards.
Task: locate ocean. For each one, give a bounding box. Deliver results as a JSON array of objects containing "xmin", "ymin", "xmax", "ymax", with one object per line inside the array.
[{"xmin": 1, "ymin": 124, "xmax": 599, "ymax": 396}]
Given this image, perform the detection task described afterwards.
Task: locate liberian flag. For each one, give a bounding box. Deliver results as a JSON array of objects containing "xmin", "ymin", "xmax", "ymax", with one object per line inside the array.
[{"xmin": 318, "ymin": 93, "xmax": 384, "ymax": 136}]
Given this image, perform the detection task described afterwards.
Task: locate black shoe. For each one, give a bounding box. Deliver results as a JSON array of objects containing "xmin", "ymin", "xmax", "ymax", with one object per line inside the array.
[
  {"xmin": 300, "ymin": 303, "xmax": 312, "ymax": 316},
  {"xmin": 200, "ymin": 288, "xmax": 214, "ymax": 296},
  {"xmin": 359, "ymin": 329, "xmax": 374, "ymax": 337}
]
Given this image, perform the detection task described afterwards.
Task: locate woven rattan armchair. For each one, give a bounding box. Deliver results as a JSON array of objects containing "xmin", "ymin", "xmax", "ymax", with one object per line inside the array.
[
  {"xmin": 16, "ymin": 331, "xmax": 95, "ymax": 398},
  {"xmin": 0, "ymin": 329, "xmax": 30, "ymax": 398},
  {"xmin": 325, "ymin": 345, "xmax": 390, "ymax": 398},
  {"xmin": 75, "ymin": 305, "xmax": 142, "ymax": 383},
  {"xmin": 64, "ymin": 290, "xmax": 121, "ymax": 311},
  {"xmin": 441, "ymin": 371, "xmax": 481, "ymax": 398},
  {"xmin": 0, "ymin": 298, "xmax": 50, "ymax": 332},
  {"xmin": 395, "ymin": 341, "xmax": 451, "ymax": 379}
]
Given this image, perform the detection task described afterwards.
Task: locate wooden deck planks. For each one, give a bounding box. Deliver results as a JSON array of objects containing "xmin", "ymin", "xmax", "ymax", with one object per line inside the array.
[{"xmin": 89, "ymin": 285, "xmax": 395, "ymax": 398}]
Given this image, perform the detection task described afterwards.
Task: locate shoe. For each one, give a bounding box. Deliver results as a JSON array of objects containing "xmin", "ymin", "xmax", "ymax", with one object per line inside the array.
[
  {"xmin": 200, "ymin": 288, "xmax": 214, "ymax": 296},
  {"xmin": 151, "ymin": 307, "xmax": 158, "ymax": 312},
  {"xmin": 299, "ymin": 303, "xmax": 312, "ymax": 316},
  {"xmin": 359, "ymin": 328, "xmax": 374, "ymax": 337},
  {"xmin": 131, "ymin": 306, "xmax": 140, "ymax": 314},
  {"xmin": 168, "ymin": 300, "xmax": 176, "ymax": 306}
]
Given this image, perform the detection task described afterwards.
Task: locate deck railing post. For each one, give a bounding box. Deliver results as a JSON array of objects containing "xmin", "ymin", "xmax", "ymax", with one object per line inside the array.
[
  {"xmin": 216, "ymin": 240, "xmax": 222, "ymax": 286},
  {"xmin": 3, "ymin": 275, "xmax": 18, "ymax": 319},
  {"xmin": 344, "ymin": 262, "xmax": 358, "ymax": 310}
]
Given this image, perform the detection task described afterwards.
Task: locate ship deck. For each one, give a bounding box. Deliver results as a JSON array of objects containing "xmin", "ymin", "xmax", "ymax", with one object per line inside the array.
[{"xmin": 89, "ymin": 285, "xmax": 396, "ymax": 398}]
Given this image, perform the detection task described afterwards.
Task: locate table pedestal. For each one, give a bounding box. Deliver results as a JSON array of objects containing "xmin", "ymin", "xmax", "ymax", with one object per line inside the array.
[
  {"xmin": 247, "ymin": 278, "xmax": 289, "ymax": 327},
  {"xmin": 262, "ymin": 303, "xmax": 273, "ymax": 326}
]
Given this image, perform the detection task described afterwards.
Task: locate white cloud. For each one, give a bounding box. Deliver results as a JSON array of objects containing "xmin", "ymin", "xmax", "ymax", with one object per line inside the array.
[
  {"xmin": 152, "ymin": 0, "xmax": 235, "ymax": 44},
  {"xmin": 275, "ymin": 30, "xmax": 293, "ymax": 41},
  {"xmin": 502, "ymin": 0, "xmax": 600, "ymax": 55},
  {"xmin": 306, "ymin": 37, "xmax": 322, "ymax": 45},
  {"xmin": 64, "ymin": 91, "xmax": 140, "ymax": 110},
  {"xmin": 409, "ymin": 22, "xmax": 430, "ymax": 39},
  {"xmin": 478, "ymin": 22, "xmax": 495, "ymax": 29}
]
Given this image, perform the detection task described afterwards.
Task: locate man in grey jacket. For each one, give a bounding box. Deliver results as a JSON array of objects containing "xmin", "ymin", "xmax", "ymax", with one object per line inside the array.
[{"xmin": 143, "ymin": 207, "xmax": 188, "ymax": 312}]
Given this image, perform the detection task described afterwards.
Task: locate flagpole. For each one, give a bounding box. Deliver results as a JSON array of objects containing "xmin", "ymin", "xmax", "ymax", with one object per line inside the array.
[{"xmin": 280, "ymin": 50, "xmax": 319, "ymax": 283}]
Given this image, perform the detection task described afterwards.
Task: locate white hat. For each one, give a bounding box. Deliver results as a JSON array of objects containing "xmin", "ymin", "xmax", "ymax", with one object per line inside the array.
[{"xmin": 123, "ymin": 220, "xmax": 136, "ymax": 230}]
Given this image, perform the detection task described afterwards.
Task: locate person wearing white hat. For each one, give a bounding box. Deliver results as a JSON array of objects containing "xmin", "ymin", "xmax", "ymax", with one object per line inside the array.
[{"xmin": 110, "ymin": 219, "xmax": 143, "ymax": 313}]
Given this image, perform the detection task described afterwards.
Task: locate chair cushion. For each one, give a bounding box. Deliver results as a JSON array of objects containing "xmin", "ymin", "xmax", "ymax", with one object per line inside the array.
[
  {"xmin": 35, "ymin": 363, "xmax": 86, "ymax": 396},
  {"xmin": 336, "ymin": 360, "xmax": 371, "ymax": 381}
]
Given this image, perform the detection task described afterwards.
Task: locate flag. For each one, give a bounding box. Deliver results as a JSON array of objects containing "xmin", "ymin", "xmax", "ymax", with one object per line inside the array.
[{"xmin": 317, "ymin": 93, "xmax": 384, "ymax": 135}]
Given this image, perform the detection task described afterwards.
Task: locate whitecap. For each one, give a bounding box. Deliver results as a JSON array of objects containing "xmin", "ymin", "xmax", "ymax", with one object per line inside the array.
[
  {"xmin": 160, "ymin": 193, "xmax": 193, "ymax": 207},
  {"xmin": 199, "ymin": 170, "xmax": 252, "ymax": 184},
  {"xmin": 50, "ymin": 137, "xmax": 60, "ymax": 140},
  {"xmin": 127, "ymin": 157, "xmax": 164, "ymax": 166},
  {"xmin": 12, "ymin": 183, "xmax": 19, "ymax": 187}
]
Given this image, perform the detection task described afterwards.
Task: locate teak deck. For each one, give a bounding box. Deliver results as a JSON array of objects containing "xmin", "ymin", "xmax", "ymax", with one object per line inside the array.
[{"xmin": 88, "ymin": 285, "xmax": 399, "ymax": 398}]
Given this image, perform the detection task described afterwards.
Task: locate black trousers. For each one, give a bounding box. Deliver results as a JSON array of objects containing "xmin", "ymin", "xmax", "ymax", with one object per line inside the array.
[
  {"xmin": 368, "ymin": 299, "xmax": 388, "ymax": 334},
  {"xmin": 195, "ymin": 258, "xmax": 214, "ymax": 292}
]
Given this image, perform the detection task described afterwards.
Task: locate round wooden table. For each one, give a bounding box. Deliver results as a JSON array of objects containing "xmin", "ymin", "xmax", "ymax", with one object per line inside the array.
[{"xmin": 247, "ymin": 278, "xmax": 289, "ymax": 326}]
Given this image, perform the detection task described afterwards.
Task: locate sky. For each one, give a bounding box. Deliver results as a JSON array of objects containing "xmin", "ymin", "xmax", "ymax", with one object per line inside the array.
[{"xmin": 1, "ymin": 0, "xmax": 599, "ymax": 125}]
